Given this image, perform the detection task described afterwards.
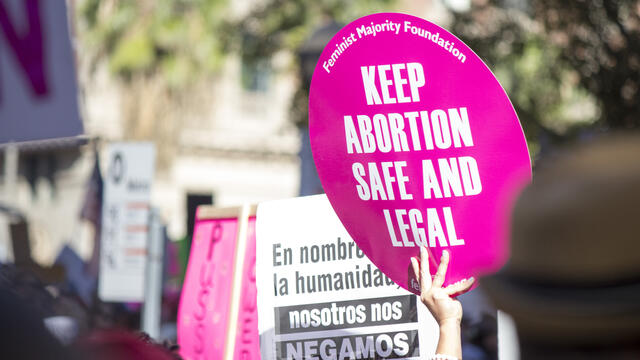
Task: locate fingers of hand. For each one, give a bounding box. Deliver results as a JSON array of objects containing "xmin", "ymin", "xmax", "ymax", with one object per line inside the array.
[
  {"xmin": 410, "ymin": 256, "xmax": 420, "ymax": 284},
  {"xmin": 432, "ymin": 250, "xmax": 450, "ymax": 288},
  {"xmin": 444, "ymin": 277, "xmax": 475, "ymax": 296},
  {"xmin": 419, "ymin": 247, "xmax": 432, "ymax": 290}
]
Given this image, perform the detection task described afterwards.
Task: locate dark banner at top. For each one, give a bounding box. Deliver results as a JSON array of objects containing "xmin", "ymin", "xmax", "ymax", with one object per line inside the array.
[{"xmin": 0, "ymin": 0, "xmax": 83, "ymax": 144}]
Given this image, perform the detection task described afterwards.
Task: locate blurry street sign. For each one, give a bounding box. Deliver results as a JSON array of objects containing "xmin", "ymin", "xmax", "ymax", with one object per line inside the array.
[
  {"xmin": 99, "ymin": 143, "xmax": 156, "ymax": 302},
  {"xmin": 0, "ymin": 0, "xmax": 83, "ymax": 144}
]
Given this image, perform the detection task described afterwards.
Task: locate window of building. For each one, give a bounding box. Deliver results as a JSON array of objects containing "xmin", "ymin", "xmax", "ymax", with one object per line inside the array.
[
  {"xmin": 186, "ymin": 193, "xmax": 214, "ymax": 240},
  {"xmin": 241, "ymin": 58, "xmax": 271, "ymax": 93}
]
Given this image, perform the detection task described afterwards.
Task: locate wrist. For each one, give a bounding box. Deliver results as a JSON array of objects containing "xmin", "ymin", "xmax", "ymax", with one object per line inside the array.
[
  {"xmin": 438, "ymin": 320, "xmax": 462, "ymax": 341},
  {"xmin": 435, "ymin": 319, "xmax": 462, "ymax": 359},
  {"xmin": 438, "ymin": 318, "xmax": 461, "ymax": 329},
  {"xmin": 438, "ymin": 320, "xmax": 461, "ymax": 340}
]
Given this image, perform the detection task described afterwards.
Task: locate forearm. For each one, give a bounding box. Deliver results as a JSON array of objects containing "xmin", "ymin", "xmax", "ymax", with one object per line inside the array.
[{"xmin": 434, "ymin": 320, "xmax": 462, "ymax": 359}]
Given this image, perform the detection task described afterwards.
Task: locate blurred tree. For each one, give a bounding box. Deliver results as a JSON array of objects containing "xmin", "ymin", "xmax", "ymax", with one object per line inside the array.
[
  {"xmin": 221, "ymin": 0, "xmax": 395, "ymax": 63},
  {"xmin": 534, "ymin": 1, "xmax": 640, "ymax": 129},
  {"xmin": 79, "ymin": 0, "xmax": 226, "ymax": 86},
  {"xmin": 449, "ymin": 0, "xmax": 639, "ymax": 154},
  {"xmin": 76, "ymin": 0, "xmax": 228, "ymax": 169},
  {"xmin": 220, "ymin": 0, "xmax": 396, "ymax": 128}
]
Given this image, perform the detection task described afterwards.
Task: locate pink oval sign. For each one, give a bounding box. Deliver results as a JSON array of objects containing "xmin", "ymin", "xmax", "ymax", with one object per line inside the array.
[{"xmin": 309, "ymin": 13, "xmax": 531, "ymax": 293}]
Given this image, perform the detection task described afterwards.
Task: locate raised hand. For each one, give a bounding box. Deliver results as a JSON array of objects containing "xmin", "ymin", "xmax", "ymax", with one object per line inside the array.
[
  {"xmin": 411, "ymin": 248, "xmax": 474, "ymax": 325},
  {"xmin": 411, "ymin": 248, "xmax": 475, "ymax": 360}
]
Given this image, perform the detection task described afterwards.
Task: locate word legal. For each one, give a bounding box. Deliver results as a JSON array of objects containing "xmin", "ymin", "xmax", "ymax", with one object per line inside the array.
[{"xmin": 384, "ymin": 207, "xmax": 464, "ymax": 248}]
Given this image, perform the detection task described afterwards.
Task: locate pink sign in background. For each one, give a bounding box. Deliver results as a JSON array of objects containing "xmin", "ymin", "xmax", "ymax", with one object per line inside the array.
[
  {"xmin": 177, "ymin": 213, "xmax": 239, "ymax": 360},
  {"xmin": 309, "ymin": 13, "xmax": 531, "ymax": 293},
  {"xmin": 177, "ymin": 212, "xmax": 259, "ymax": 360}
]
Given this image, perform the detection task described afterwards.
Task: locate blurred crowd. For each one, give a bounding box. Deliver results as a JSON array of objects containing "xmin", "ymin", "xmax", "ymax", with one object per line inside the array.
[{"xmin": 0, "ymin": 263, "xmax": 181, "ymax": 360}]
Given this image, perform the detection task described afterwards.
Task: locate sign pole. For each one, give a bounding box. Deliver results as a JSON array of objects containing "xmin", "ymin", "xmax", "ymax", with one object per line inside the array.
[
  {"xmin": 141, "ymin": 207, "xmax": 164, "ymax": 339},
  {"xmin": 223, "ymin": 203, "xmax": 251, "ymax": 360}
]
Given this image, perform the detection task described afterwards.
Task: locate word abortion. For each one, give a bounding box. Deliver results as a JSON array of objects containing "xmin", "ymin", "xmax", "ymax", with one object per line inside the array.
[{"xmin": 344, "ymin": 107, "xmax": 473, "ymax": 154}]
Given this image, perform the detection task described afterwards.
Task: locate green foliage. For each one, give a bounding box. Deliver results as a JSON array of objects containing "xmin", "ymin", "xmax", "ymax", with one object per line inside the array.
[
  {"xmin": 109, "ymin": 29, "xmax": 154, "ymax": 73},
  {"xmin": 221, "ymin": 0, "xmax": 395, "ymax": 64},
  {"xmin": 533, "ymin": 0, "xmax": 640, "ymax": 129},
  {"xmin": 450, "ymin": 4, "xmax": 597, "ymax": 153},
  {"xmin": 77, "ymin": 0, "xmax": 227, "ymax": 88},
  {"xmin": 450, "ymin": 0, "xmax": 639, "ymax": 151},
  {"xmin": 221, "ymin": 0, "xmax": 395, "ymax": 128}
]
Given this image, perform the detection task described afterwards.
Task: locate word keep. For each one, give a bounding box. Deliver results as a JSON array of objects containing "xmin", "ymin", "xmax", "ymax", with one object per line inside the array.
[{"xmin": 361, "ymin": 63, "xmax": 425, "ymax": 105}]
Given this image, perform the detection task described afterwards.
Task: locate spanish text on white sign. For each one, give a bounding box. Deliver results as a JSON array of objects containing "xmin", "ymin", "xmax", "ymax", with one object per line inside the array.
[
  {"xmin": 256, "ymin": 195, "xmax": 439, "ymax": 360},
  {"xmin": 99, "ymin": 143, "xmax": 155, "ymax": 302}
]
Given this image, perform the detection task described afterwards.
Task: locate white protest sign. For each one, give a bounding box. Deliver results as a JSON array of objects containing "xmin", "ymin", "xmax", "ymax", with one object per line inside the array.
[
  {"xmin": 256, "ymin": 195, "xmax": 439, "ymax": 360},
  {"xmin": 0, "ymin": 0, "xmax": 83, "ymax": 143},
  {"xmin": 99, "ymin": 143, "xmax": 155, "ymax": 302}
]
